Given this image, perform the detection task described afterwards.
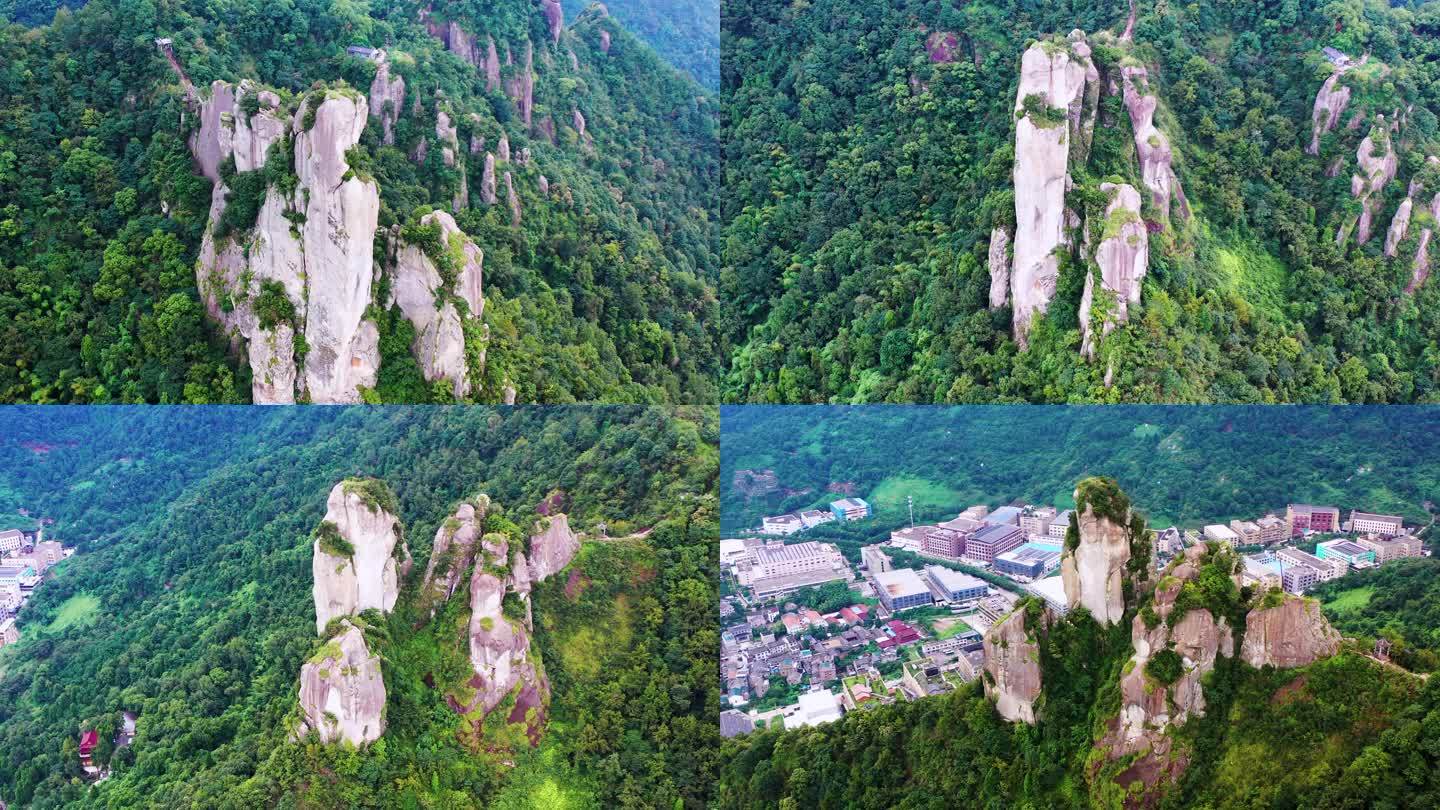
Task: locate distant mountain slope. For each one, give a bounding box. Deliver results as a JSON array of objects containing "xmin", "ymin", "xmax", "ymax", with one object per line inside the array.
[{"xmin": 563, "ymin": 0, "xmax": 718, "ymax": 89}]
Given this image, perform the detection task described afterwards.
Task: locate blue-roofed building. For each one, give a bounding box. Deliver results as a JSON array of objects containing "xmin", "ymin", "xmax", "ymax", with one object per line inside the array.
[
  {"xmin": 994, "ymin": 542, "xmax": 1063, "ymax": 579},
  {"xmin": 831, "ymin": 498, "xmax": 871, "ymax": 521}
]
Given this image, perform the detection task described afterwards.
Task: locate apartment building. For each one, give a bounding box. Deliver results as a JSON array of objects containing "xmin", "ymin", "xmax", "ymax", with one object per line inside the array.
[
  {"xmin": 1348, "ymin": 511, "xmax": 1404, "ymax": 537},
  {"xmin": 1356, "ymin": 533, "xmax": 1424, "ymax": 564},
  {"xmin": 919, "ymin": 527, "xmax": 967, "ymax": 558},
  {"xmin": 1287, "ymin": 504, "xmax": 1341, "ymax": 535},
  {"xmin": 1255, "ymin": 515, "xmax": 1288, "ymax": 545},
  {"xmin": 1019, "ymin": 506, "xmax": 1058, "ymax": 539},
  {"xmin": 1046, "ymin": 510, "xmax": 1073, "ymax": 541},
  {"xmin": 1228, "ymin": 520, "xmax": 1262, "ymax": 547},
  {"xmin": 964, "ymin": 524, "xmax": 1025, "ymax": 564},
  {"xmin": 1203, "ymin": 524, "xmax": 1240, "ymax": 548}
]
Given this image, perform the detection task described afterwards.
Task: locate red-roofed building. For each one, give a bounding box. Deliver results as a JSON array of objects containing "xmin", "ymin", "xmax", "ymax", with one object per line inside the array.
[
  {"xmin": 886, "ymin": 620, "xmax": 920, "ymax": 645},
  {"xmin": 79, "ymin": 730, "xmax": 98, "ymax": 756}
]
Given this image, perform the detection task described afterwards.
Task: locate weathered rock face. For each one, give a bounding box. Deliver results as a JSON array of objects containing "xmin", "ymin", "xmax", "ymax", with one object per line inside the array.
[
  {"xmin": 599, "ymin": 29, "xmax": 611, "ymax": 54},
  {"xmin": 1010, "ymin": 32, "xmax": 1098, "ymax": 347},
  {"xmin": 1240, "ymin": 595, "xmax": 1342, "ymax": 669},
  {"xmin": 419, "ymin": 499, "xmax": 485, "ymax": 613},
  {"xmin": 1106, "ymin": 548, "xmax": 1232, "ymax": 759},
  {"xmin": 1385, "ymin": 194, "xmax": 1414, "ymax": 258},
  {"xmin": 297, "ymin": 621, "xmax": 386, "ymax": 745},
  {"xmin": 1060, "ymin": 482, "xmax": 1134, "ymax": 626},
  {"xmin": 1121, "ymin": 63, "xmax": 1188, "ymax": 223},
  {"xmin": 540, "ymin": 0, "xmax": 564, "ymax": 44},
  {"xmin": 506, "ymin": 171, "xmax": 522, "ymax": 226},
  {"xmin": 191, "ymin": 83, "xmax": 383, "ymax": 404},
  {"xmin": 1079, "ymin": 183, "xmax": 1147, "ymax": 359},
  {"xmin": 312, "ymin": 481, "xmax": 405, "ymax": 634},
  {"xmin": 1343, "ymin": 122, "xmax": 1398, "ymax": 246},
  {"xmin": 505, "ymin": 43, "xmax": 536, "ymax": 128},
  {"xmin": 467, "ymin": 562, "xmax": 541, "ymax": 716},
  {"xmin": 527, "ymin": 514, "xmax": 579, "ymax": 581},
  {"xmin": 480, "ymin": 153, "xmax": 498, "ymax": 204},
  {"xmin": 1308, "ymin": 70, "xmax": 1353, "ymax": 156},
  {"xmin": 390, "ymin": 211, "xmax": 484, "ymax": 398},
  {"xmin": 435, "ymin": 109, "xmax": 459, "ymax": 168},
  {"xmin": 982, "ymin": 607, "xmax": 1045, "ymax": 724},
  {"xmin": 368, "ymin": 53, "xmax": 405, "ymax": 146},
  {"xmin": 296, "ymin": 93, "xmax": 382, "ymax": 403},
  {"xmin": 988, "ymin": 226, "xmax": 1011, "ymax": 309}
]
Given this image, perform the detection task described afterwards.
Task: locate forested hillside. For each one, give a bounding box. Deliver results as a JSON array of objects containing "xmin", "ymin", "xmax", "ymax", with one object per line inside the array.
[
  {"xmin": 562, "ymin": 0, "xmax": 718, "ymax": 89},
  {"xmin": 722, "ymin": 0, "xmax": 1440, "ymax": 403},
  {"xmin": 0, "ymin": 407, "xmax": 719, "ymax": 808},
  {"xmin": 0, "ymin": 0, "xmax": 718, "ymax": 404},
  {"xmin": 720, "ymin": 405, "xmax": 1440, "ymax": 533}
]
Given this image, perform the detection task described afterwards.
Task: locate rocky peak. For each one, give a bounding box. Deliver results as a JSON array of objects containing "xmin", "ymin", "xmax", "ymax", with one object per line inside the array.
[
  {"xmin": 988, "ymin": 226, "xmax": 1012, "ymax": 309},
  {"xmin": 368, "ymin": 52, "xmax": 405, "ymax": 146},
  {"xmin": 312, "ymin": 479, "xmax": 406, "ymax": 634},
  {"xmin": 1120, "ymin": 62, "xmax": 1189, "ymax": 223},
  {"xmin": 982, "ymin": 605, "xmax": 1047, "ymax": 724},
  {"xmin": 296, "ymin": 619, "xmax": 386, "ymax": 745},
  {"xmin": 1308, "ymin": 69, "xmax": 1353, "ymax": 156},
  {"xmin": 540, "ymin": 0, "xmax": 564, "ymax": 44},
  {"xmin": 389, "ymin": 211, "xmax": 485, "ymax": 398},
  {"xmin": 1060, "ymin": 477, "xmax": 1137, "ymax": 626},
  {"xmin": 1009, "ymin": 31, "xmax": 1099, "ymax": 347},
  {"xmin": 1240, "ymin": 594, "xmax": 1342, "ymax": 669},
  {"xmin": 419, "ymin": 497, "xmax": 487, "ymax": 614},
  {"xmin": 1079, "ymin": 182, "xmax": 1147, "ymax": 360},
  {"xmin": 527, "ymin": 514, "xmax": 579, "ymax": 581},
  {"xmin": 1343, "ymin": 120, "xmax": 1398, "ymax": 246}
]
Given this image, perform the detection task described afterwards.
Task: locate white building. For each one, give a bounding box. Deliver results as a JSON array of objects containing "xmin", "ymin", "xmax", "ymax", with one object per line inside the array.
[
  {"xmin": 799, "ymin": 509, "xmax": 836, "ymax": 529},
  {"xmin": 1203, "ymin": 524, "xmax": 1240, "ymax": 548},
  {"xmin": 1026, "ymin": 576, "xmax": 1069, "ymax": 616},
  {"xmin": 791, "ymin": 689, "xmax": 843, "ymax": 728},
  {"xmin": 0, "ymin": 529, "xmax": 23, "ymax": 556},
  {"xmin": 761, "ymin": 514, "xmax": 805, "ymax": 536},
  {"xmin": 1348, "ymin": 512, "xmax": 1404, "ymax": 537},
  {"xmin": 861, "ymin": 544, "xmax": 893, "ymax": 574}
]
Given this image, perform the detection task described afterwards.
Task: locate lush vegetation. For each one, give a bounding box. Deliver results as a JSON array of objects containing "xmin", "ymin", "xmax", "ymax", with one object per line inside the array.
[
  {"xmin": 0, "ymin": 0, "xmax": 718, "ymax": 404},
  {"xmin": 0, "ymin": 406, "xmax": 718, "ymax": 808},
  {"xmin": 562, "ymin": 0, "xmax": 718, "ymax": 89},
  {"xmin": 1316, "ymin": 557, "xmax": 1440, "ymax": 672},
  {"xmin": 722, "ymin": 0, "xmax": 1440, "ymax": 403},
  {"xmin": 721, "ymin": 405, "xmax": 1440, "ymax": 533}
]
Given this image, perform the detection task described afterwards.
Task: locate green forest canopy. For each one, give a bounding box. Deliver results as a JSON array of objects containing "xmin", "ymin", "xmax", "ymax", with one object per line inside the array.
[
  {"xmin": 0, "ymin": 406, "xmax": 718, "ymax": 808},
  {"xmin": 720, "ymin": 405, "xmax": 1440, "ymax": 533},
  {"xmin": 722, "ymin": 0, "xmax": 1440, "ymax": 404}
]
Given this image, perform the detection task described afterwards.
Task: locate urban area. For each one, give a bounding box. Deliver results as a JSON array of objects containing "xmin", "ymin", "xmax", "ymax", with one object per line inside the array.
[{"xmin": 719, "ymin": 496, "xmax": 1431, "ymax": 737}]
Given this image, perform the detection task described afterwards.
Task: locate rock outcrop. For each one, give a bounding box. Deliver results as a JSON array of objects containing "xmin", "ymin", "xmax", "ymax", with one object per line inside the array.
[
  {"xmin": 1240, "ymin": 595, "xmax": 1342, "ymax": 669},
  {"xmin": 540, "ymin": 0, "xmax": 564, "ymax": 44},
  {"xmin": 296, "ymin": 620, "xmax": 386, "ymax": 745},
  {"xmin": 1079, "ymin": 183, "xmax": 1147, "ymax": 359},
  {"xmin": 389, "ymin": 211, "xmax": 484, "ymax": 398},
  {"xmin": 1385, "ymin": 193, "xmax": 1415, "ymax": 258},
  {"xmin": 312, "ymin": 480, "xmax": 406, "ymax": 634},
  {"xmin": 1060, "ymin": 478, "xmax": 1135, "ymax": 626},
  {"xmin": 1010, "ymin": 32, "xmax": 1098, "ymax": 347},
  {"xmin": 505, "ymin": 42, "xmax": 536, "ymax": 129},
  {"xmin": 1121, "ymin": 62, "xmax": 1188, "ymax": 223},
  {"xmin": 1308, "ymin": 70, "xmax": 1353, "ymax": 156},
  {"xmin": 191, "ymin": 83, "xmax": 381, "ymax": 404},
  {"xmin": 988, "ymin": 226, "xmax": 1011, "ymax": 309},
  {"xmin": 419, "ymin": 498, "xmax": 486, "ymax": 614},
  {"xmin": 1104, "ymin": 546, "xmax": 1232, "ymax": 761},
  {"xmin": 1342, "ymin": 121, "xmax": 1398, "ymax": 246},
  {"xmin": 527, "ymin": 514, "xmax": 579, "ymax": 581},
  {"xmin": 368, "ymin": 53, "xmax": 405, "ymax": 146},
  {"xmin": 466, "ymin": 536, "xmax": 542, "ymax": 717},
  {"xmin": 982, "ymin": 606, "xmax": 1046, "ymax": 724}
]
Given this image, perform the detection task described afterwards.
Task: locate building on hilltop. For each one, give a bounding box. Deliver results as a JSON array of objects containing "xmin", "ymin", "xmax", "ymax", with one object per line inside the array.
[
  {"xmin": 1347, "ymin": 511, "xmax": 1404, "ymax": 537},
  {"xmin": 831, "ymin": 498, "xmax": 872, "ymax": 521}
]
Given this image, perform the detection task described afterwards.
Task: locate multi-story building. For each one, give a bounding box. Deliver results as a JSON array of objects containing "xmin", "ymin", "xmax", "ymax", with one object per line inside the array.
[
  {"xmin": 956, "ymin": 505, "xmax": 989, "ymax": 522},
  {"xmin": 0, "ymin": 617, "xmax": 18, "ymax": 647},
  {"xmin": 33, "ymin": 541, "xmax": 65, "ymax": 569},
  {"xmin": 1241, "ymin": 555, "xmax": 1282, "ymax": 591},
  {"xmin": 0, "ymin": 529, "xmax": 23, "ymax": 556},
  {"xmin": 1281, "ymin": 562, "xmax": 1319, "ymax": 594},
  {"xmin": 861, "ymin": 544, "xmax": 893, "ymax": 574},
  {"xmin": 741, "ymin": 541, "xmax": 852, "ymax": 598},
  {"xmin": 1046, "ymin": 510, "xmax": 1073, "ymax": 541},
  {"xmin": 1348, "ymin": 511, "xmax": 1404, "ymax": 537},
  {"xmin": 799, "ymin": 509, "xmax": 836, "ymax": 529},
  {"xmin": 761, "ymin": 514, "xmax": 804, "ymax": 536},
  {"xmin": 985, "ymin": 505, "xmax": 1023, "ymax": 527},
  {"xmin": 1019, "ymin": 506, "xmax": 1058, "ymax": 539},
  {"xmin": 924, "ymin": 565, "xmax": 988, "ymax": 603},
  {"xmin": 919, "ymin": 527, "xmax": 967, "ymax": 558},
  {"xmin": 1316, "ymin": 539, "xmax": 1377, "ymax": 569},
  {"xmin": 831, "ymin": 498, "xmax": 872, "ymax": 522},
  {"xmin": 1287, "ymin": 504, "xmax": 1341, "ymax": 535},
  {"xmin": 873, "ymin": 568, "xmax": 933, "ymax": 612},
  {"xmin": 994, "ymin": 542, "xmax": 1063, "ymax": 580},
  {"xmin": 1026, "ymin": 576, "xmax": 1070, "ymax": 616},
  {"xmin": 0, "ymin": 580, "xmax": 20, "ymax": 611},
  {"xmin": 1203, "ymin": 524, "xmax": 1240, "ymax": 548},
  {"xmin": 1228, "ymin": 520, "xmax": 1262, "ymax": 547},
  {"xmin": 1256, "ymin": 515, "xmax": 1288, "ymax": 545},
  {"xmin": 1277, "ymin": 547, "xmax": 1344, "ymax": 583},
  {"xmin": 965, "ymin": 524, "xmax": 1025, "ymax": 564},
  {"xmin": 1356, "ymin": 533, "xmax": 1424, "ymax": 564}
]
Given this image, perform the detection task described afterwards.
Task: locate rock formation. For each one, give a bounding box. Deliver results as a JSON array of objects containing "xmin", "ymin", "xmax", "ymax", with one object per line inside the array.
[
  {"xmin": 312, "ymin": 480, "xmax": 406, "ymax": 634},
  {"xmin": 1308, "ymin": 69, "xmax": 1353, "ymax": 156},
  {"xmin": 505, "ymin": 42, "xmax": 536, "ymax": 128},
  {"xmin": 1385, "ymin": 193, "xmax": 1415, "ymax": 258},
  {"xmin": 191, "ymin": 82, "xmax": 382, "ymax": 404},
  {"xmin": 435, "ymin": 109, "xmax": 459, "ymax": 168},
  {"xmin": 480, "ymin": 153, "xmax": 498, "ymax": 204},
  {"xmin": 296, "ymin": 620, "xmax": 386, "ymax": 745},
  {"xmin": 1240, "ymin": 595, "xmax": 1342, "ymax": 669},
  {"xmin": 1342, "ymin": 121, "xmax": 1398, "ymax": 246},
  {"xmin": 1009, "ymin": 31, "xmax": 1099, "ymax": 347},
  {"xmin": 389, "ymin": 211, "xmax": 484, "ymax": 398},
  {"xmin": 419, "ymin": 499, "xmax": 486, "ymax": 613},
  {"xmin": 982, "ymin": 606, "xmax": 1046, "ymax": 724},
  {"xmin": 988, "ymin": 226, "xmax": 1011, "ymax": 309},
  {"xmin": 526, "ymin": 514, "xmax": 579, "ymax": 581},
  {"xmin": 1103, "ymin": 546, "xmax": 1233, "ymax": 762},
  {"xmin": 1060, "ymin": 478, "xmax": 1135, "ymax": 626},
  {"xmin": 1120, "ymin": 62, "xmax": 1188, "ymax": 223},
  {"xmin": 540, "ymin": 0, "xmax": 564, "ymax": 44},
  {"xmin": 466, "ymin": 532, "xmax": 542, "ymax": 717},
  {"xmin": 368, "ymin": 52, "xmax": 405, "ymax": 146},
  {"xmin": 1079, "ymin": 183, "xmax": 1147, "ymax": 359},
  {"xmin": 506, "ymin": 172, "xmax": 522, "ymax": 226}
]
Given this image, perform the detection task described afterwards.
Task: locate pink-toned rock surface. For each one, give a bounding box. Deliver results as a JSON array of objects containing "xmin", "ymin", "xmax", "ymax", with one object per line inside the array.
[
  {"xmin": 988, "ymin": 226, "xmax": 1011, "ymax": 310},
  {"xmin": 1308, "ymin": 71, "xmax": 1352, "ymax": 156},
  {"xmin": 1079, "ymin": 183, "xmax": 1147, "ymax": 359},
  {"xmin": 1241, "ymin": 595, "xmax": 1342, "ymax": 669},
  {"xmin": 983, "ymin": 607, "xmax": 1045, "ymax": 724},
  {"xmin": 297, "ymin": 620, "xmax": 386, "ymax": 745},
  {"xmin": 1121, "ymin": 63, "xmax": 1189, "ymax": 222},
  {"xmin": 312, "ymin": 481, "xmax": 405, "ymax": 634}
]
